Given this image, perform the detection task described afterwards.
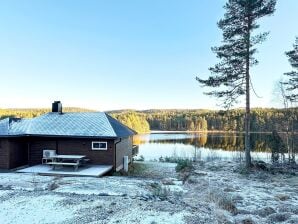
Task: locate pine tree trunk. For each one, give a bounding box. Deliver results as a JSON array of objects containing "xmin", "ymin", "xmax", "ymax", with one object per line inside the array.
[
  {"xmin": 245, "ymin": 69, "xmax": 251, "ymax": 168},
  {"xmin": 245, "ymin": 13, "xmax": 252, "ymax": 169},
  {"xmin": 291, "ymin": 108, "xmax": 295, "ymax": 162}
]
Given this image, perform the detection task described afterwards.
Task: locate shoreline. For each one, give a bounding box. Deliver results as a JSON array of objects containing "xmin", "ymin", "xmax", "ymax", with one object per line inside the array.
[{"xmin": 148, "ymin": 130, "xmax": 294, "ymax": 134}]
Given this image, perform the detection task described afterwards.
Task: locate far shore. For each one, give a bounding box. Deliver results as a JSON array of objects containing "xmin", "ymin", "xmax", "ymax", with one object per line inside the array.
[{"xmin": 148, "ymin": 130, "xmax": 297, "ymax": 134}]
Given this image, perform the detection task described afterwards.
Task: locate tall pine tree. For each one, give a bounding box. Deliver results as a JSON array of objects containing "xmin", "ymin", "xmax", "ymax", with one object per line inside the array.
[
  {"xmin": 283, "ymin": 37, "xmax": 298, "ymax": 103},
  {"xmin": 197, "ymin": 0, "xmax": 276, "ymax": 168}
]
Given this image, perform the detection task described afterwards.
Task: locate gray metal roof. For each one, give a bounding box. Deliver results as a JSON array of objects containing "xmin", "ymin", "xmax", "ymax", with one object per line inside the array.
[
  {"xmin": 0, "ymin": 118, "xmax": 9, "ymax": 135},
  {"xmin": 0, "ymin": 112, "xmax": 136, "ymax": 138}
]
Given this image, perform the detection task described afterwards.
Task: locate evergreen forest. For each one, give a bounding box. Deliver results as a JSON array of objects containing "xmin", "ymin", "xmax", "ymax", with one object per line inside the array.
[{"xmin": 1, "ymin": 107, "xmax": 297, "ymax": 134}]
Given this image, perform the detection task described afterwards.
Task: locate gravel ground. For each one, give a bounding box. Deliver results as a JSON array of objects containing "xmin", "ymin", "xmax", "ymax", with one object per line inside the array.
[{"xmin": 0, "ymin": 161, "xmax": 297, "ymax": 224}]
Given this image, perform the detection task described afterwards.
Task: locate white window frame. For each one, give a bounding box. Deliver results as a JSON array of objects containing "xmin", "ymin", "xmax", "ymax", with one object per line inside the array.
[{"xmin": 92, "ymin": 141, "xmax": 107, "ymax": 150}]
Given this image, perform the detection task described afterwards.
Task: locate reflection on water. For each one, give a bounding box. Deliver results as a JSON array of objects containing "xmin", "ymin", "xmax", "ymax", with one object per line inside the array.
[{"xmin": 134, "ymin": 133, "xmax": 297, "ymax": 163}]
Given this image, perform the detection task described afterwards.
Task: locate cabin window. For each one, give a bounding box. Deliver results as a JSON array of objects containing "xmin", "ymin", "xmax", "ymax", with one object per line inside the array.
[{"xmin": 92, "ymin": 141, "xmax": 107, "ymax": 150}]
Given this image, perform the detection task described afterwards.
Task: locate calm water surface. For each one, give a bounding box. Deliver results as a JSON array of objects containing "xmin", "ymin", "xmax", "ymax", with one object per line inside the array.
[{"xmin": 134, "ymin": 132, "xmax": 297, "ymax": 163}]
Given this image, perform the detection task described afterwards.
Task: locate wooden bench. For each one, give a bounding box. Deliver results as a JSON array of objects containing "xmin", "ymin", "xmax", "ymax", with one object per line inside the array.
[{"xmin": 46, "ymin": 161, "xmax": 80, "ymax": 171}]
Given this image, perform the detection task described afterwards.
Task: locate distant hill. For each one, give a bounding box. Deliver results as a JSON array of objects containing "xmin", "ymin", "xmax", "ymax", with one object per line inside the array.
[
  {"xmin": 1, "ymin": 107, "xmax": 297, "ymax": 133},
  {"xmin": 0, "ymin": 107, "xmax": 95, "ymax": 119},
  {"xmin": 109, "ymin": 108, "xmax": 298, "ymax": 133}
]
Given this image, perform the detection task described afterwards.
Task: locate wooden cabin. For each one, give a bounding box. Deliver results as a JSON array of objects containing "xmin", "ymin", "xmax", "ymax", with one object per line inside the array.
[{"xmin": 0, "ymin": 101, "xmax": 136, "ymax": 171}]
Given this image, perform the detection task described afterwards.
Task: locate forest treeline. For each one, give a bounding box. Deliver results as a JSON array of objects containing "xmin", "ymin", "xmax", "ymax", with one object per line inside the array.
[
  {"xmin": 1, "ymin": 107, "xmax": 297, "ymax": 133},
  {"xmin": 0, "ymin": 107, "xmax": 94, "ymax": 119},
  {"xmin": 109, "ymin": 108, "xmax": 298, "ymax": 133}
]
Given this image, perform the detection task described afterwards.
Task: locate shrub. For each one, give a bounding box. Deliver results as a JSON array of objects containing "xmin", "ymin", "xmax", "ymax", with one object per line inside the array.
[
  {"xmin": 175, "ymin": 159, "xmax": 193, "ymax": 172},
  {"xmin": 127, "ymin": 162, "xmax": 148, "ymax": 176},
  {"xmin": 207, "ymin": 189, "xmax": 238, "ymax": 214},
  {"xmin": 159, "ymin": 156, "xmax": 165, "ymax": 162},
  {"xmin": 150, "ymin": 182, "xmax": 170, "ymax": 200},
  {"xmin": 47, "ymin": 181, "xmax": 59, "ymax": 191}
]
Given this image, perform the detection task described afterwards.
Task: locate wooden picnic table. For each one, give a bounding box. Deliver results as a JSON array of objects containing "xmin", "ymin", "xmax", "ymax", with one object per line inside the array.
[{"xmin": 47, "ymin": 155, "xmax": 87, "ymax": 171}]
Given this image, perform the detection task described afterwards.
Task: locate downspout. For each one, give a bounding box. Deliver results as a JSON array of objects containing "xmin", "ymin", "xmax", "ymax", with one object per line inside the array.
[{"xmin": 114, "ymin": 138, "xmax": 122, "ymax": 171}]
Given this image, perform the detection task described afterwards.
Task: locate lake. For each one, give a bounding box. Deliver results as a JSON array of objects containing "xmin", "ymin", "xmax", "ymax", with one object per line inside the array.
[{"xmin": 134, "ymin": 132, "xmax": 297, "ymax": 163}]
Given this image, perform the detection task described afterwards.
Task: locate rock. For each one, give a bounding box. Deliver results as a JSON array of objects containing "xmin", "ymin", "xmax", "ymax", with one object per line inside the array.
[
  {"xmin": 278, "ymin": 205, "xmax": 298, "ymax": 214},
  {"xmin": 187, "ymin": 177, "xmax": 198, "ymax": 184},
  {"xmin": 237, "ymin": 209, "xmax": 251, "ymax": 215},
  {"xmin": 139, "ymin": 196, "xmax": 148, "ymax": 201},
  {"xmin": 224, "ymin": 187, "xmax": 236, "ymax": 192},
  {"xmin": 193, "ymin": 171, "xmax": 208, "ymax": 176},
  {"xmin": 161, "ymin": 178, "xmax": 175, "ymax": 185},
  {"xmin": 255, "ymin": 207, "xmax": 276, "ymax": 217},
  {"xmin": 149, "ymin": 182, "xmax": 159, "ymax": 189},
  {"xmin": 234, "ymin": 215, "xmax": 259, "ymax": 224},
  {"xmin": 275, "ymin": 194, "xmax": 290, "ymax": 201},
  {"xmin": 286, "ymin": 216, "xmax": 298, "ymax": 224},
  {"xmin": 139, "ymin": 194, "xmax": 153, "ymax": 201},
  {"xmin": 267, "ymin": 212, "xmax": 292, "ymax": 223},
  {"xmin": 98, "ymin": 193, "xmax": 110, "ymax": 196},
  {"xmin": 277, "ymin": 204, "xmax": 292, "ymax": 213},
  {"xmin": 231, "ymin": 194, "xmax": 244, "ymax": 202},
  {"xmin": 240, "ymin": 217, "xmax": 256, "ymax": 224},
  {"xmin": 253, "ymin": 160, "xmax": 269, "ymax": 171},
  {"xmin": 215, "ymin": 210, "xmax": 233, "ymax": 224},
  {"xmin": 0, "ymin": 184, "xmax": 12, "ymax": 190}
]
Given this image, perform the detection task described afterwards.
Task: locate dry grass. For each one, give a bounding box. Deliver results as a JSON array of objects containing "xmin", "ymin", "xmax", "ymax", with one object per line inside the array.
[{"xmin": 207, "ymin": 188, "xmax": 238, "ymax": 215}]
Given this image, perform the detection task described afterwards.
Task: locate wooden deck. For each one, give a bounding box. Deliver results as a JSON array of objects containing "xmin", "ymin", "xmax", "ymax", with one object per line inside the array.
[{"xmin": 16, "ymin": 164, "xmax": 113, "ymax": 177}]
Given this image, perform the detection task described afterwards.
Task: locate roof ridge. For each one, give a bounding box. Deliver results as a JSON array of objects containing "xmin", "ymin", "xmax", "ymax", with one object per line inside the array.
[
  {"xmin": 105, "ymin": 114, "xmax": 137, "ymax": 134},
  {"xmin": 103, "ymin": 112, "xmax": 117, "ymax": 137}
]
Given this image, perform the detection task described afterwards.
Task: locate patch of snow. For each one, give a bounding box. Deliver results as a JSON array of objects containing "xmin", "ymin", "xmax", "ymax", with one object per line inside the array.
[
  {"xmin": 55, "ymin": 176, "xmax": 151, "ymax": 197},
  {"xmin": 0, "ymin": 173, "xmax": 54, "ymax": 191},
  {"xmin": 0, "ymin": 194, "xmax": 75, "ymax": 224},
  {"xmin": 0, "ymin": 190, "xmax": 12, "ymax": 197}
]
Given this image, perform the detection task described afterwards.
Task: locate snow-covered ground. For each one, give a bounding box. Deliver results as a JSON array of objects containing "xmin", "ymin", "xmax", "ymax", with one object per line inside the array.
[
  {"xmin": 183, "ymin": 161, "xmax": 298, "ymax": 223},
  {"xmin": 0, "ymin": 161, "xmax": 297, "ymax": 224}
]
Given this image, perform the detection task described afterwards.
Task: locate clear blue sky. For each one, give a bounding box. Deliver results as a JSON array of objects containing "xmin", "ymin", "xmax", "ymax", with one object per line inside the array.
[{"xmin": 0, "ymin": 0, "xmax": 297, "ymax": 110}]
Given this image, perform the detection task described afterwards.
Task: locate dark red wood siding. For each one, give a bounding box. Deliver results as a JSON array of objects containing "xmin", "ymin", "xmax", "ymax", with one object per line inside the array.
[
  {"xmin": 115, "ymin": 137, "xmax": 133, "ymax": 171},
  {"xmin": 0, "ymin": 139, "xmax": 10, "ymax": 169},
  {"xmin": 0, "ymin": 138, "xmax": 28, "ymax": 169},
  {"xmin": 9, "ymin": 139, "xmax": 28, "ymax": 168},
  {"xmin": 0, "ymin": 136, "xmax": 133, "ymax": 170},
  {"xmin": 57, "ymin": 139, "xmax": 115, "ymax": 165},
  {"xmin": 28, "ymin": 137, "xmax": 115, "ymax": 166},
  {"xmin": 29, "ymin": 139, "xmax": 57, "ymax": 165}
]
